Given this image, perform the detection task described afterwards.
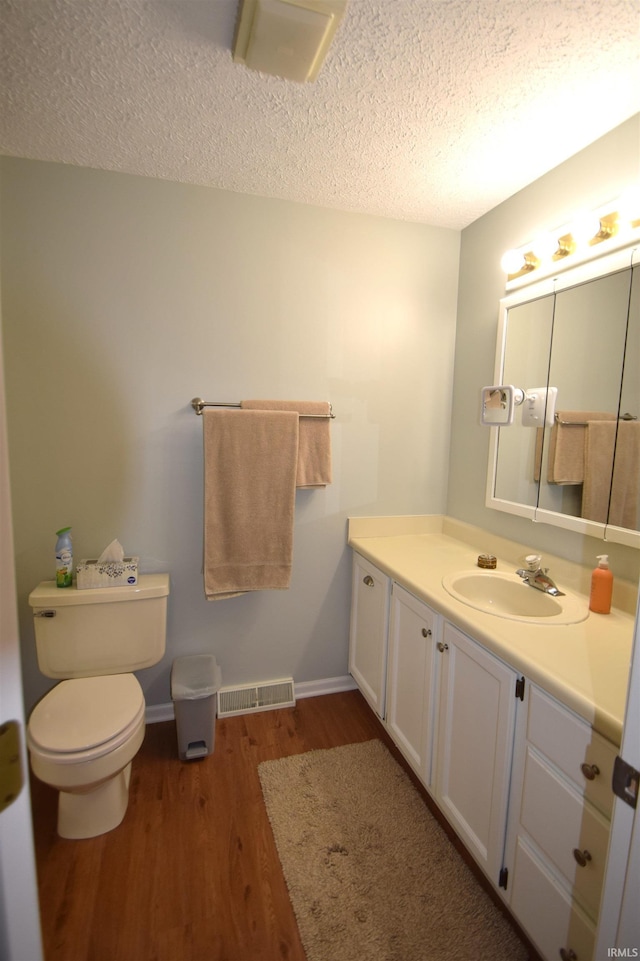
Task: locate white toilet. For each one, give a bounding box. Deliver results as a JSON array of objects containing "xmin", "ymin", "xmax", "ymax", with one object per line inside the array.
[{"xmin": 27, "ymin": 574, "xmax": 169, "ymax": 839}]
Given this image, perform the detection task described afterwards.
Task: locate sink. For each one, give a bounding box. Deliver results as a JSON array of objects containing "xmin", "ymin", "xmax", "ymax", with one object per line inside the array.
[{"xmin": 442, "ymin": 570, "xmax": 588, "ymax": 625}]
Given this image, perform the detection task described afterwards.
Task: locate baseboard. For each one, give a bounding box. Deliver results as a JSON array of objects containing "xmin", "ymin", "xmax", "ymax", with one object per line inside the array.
[
  {"xmin": 294, "ymin": 675, "xmax": 358, "ymax": 699},
  {"xmin": 146, "ymin": 701, "xmax": 175, "ymax": 724},
  {"xmin": 145, "ymin": 674, "xmax": 357, "ymax": 724}
]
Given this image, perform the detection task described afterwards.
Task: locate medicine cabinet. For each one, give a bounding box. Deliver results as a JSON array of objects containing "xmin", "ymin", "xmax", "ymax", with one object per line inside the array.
[{"xmin": 486, "ymin": 244, "xmax": 640, "ymax": 548}]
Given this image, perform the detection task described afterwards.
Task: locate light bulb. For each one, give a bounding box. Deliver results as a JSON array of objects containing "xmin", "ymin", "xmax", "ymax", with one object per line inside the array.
[
  {"xmin": 570, "ymin": 211, "xmax": 600, "ymax": 245},
  {"xmin": 531, "ymin": 233, "xmax": 557, "ymax": 262},
  {"xmin": 618, "ymin": 187, "xmax": 640, "ymax": 226},
  {"xmin": 501, "ymin": 249, "xmax": 524, "ymax": 274}
]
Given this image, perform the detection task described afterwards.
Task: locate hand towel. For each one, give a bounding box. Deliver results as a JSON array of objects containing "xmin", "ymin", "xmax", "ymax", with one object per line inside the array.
[
  {"xmin": 547, "ymin": 411, "xmax": 616, "ymax": 485},
  {"xmin": 609, "ymin": 420, "xmax": 640, "ymax": 528},
  {"xmin": 534, "ymin": 428, "xmax": 543, "ymax": 482},
  {"xmin": 240, "ymin": 400, "xmax": 332, "ymax": 488},
  {"xmin": 202, "ymin": 409, "xmax": 298, "ymax": 601},
  {"xmin": 583, "ymin": 420, "xmax": 640, "ymax": 528},
  {"xmin": 582, "ymin": 421, "xmax": 616, "ymax": 523}
]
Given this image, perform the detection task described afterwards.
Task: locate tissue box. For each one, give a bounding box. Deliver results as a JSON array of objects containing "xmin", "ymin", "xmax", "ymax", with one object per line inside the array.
[{"xmin": 76, "ymin": 557, "xmax": 139, "ymax": 590}]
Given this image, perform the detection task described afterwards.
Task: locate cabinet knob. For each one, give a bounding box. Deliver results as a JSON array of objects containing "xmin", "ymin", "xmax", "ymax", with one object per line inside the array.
[
  {"xmin": 363, "ymin": 575, "xmax": 374, "ymax": 587},
  {"xmin": 422, "ymin": 628, "xmax": 432, "ymax": 637},
  {"xmin": 437, "ymin": 641, "xmax": 448, "ymax": 653},
  {"xmin": 580, "ymin": 762, "xmax": 600, "ymax": 781},
  {"xmin": 559, "ymin": 949, "xmax": 577, "ymax": 961},
  {"xmin": 573, "ymin": 848, "xmax": 592, "ymax": 868}
]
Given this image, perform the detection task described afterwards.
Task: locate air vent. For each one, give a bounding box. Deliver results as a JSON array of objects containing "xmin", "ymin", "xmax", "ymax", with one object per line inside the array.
[{"xmin": 217, "ymin": 678, "xmax": 295, "ymax": 718}]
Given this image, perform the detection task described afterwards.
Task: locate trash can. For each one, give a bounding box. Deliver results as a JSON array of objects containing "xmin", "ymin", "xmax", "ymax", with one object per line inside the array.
[{"xmin": 171, "ymin": 654, "xmax": 222, "ymax": 760}]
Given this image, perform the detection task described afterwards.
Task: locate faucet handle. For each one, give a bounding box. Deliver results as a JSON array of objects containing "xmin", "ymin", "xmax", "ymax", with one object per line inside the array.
[{"xmin": 525, "ymin": 554, "xmax": 542, "ymax": 571}]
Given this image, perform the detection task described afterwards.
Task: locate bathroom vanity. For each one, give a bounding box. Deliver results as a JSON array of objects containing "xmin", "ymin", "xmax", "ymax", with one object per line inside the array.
[{"xmin": 347, "ymin": 515, "xmax": 634, "ymax": 961}]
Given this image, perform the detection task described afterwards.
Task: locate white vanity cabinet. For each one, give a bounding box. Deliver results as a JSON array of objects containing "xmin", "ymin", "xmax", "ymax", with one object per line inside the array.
[
  {"xmin": 348, "ymin": 553, "xmax": 390, "ymax": 718},
  {"xmin": 433, "ymin": 621, "xmax": 519, "ymax": 884},
  {"xmin": 348, "ymin": 549, "xmax": 620, "ymax": 954},
  {"xmin": 386, "ymin": 583, "xmax": 439, "ymax": 787},
  {"xmin": 503, "ymin": 683, "xmax": 619, "ymax": 961},
  {"xmin": 349, "ymin": 559, "xmax": 520, "ymax": 885}
]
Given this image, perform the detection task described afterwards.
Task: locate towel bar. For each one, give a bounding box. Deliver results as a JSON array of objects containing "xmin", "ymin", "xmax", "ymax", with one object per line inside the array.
[
  {"xmin": 191, "ymin": 397, "xmax": 335, "ymax": 418},
  {"xmin": 554, "ymin": 412, "xmax": 637, "ymax": 427}
]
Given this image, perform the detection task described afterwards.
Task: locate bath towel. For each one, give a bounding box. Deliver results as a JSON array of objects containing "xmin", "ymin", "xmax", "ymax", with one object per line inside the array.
[
  {"xmin": 583, "ymin": 419, "xmax": 640, "ymax": 528},
  {"xmin": 202, "ymin": 409, "xmax": 299, "ymax": 600},
  {"xmin": 547, "ymin": 411, "xmax": 616, "ymax": 485},
  {"xmin": 240, "ymin": 400, "xmax": 332, "ymax": 487}
]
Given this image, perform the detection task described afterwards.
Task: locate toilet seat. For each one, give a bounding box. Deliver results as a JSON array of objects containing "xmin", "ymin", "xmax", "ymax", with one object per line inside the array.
[{"xmin": 28, "ymin": 674, "xmax": 145, "ymax": 763}]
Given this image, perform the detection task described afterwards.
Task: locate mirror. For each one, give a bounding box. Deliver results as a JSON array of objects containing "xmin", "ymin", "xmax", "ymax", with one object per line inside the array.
[{"xmin": 486, "ymin": 245, "xmax": 640, "ymax": 548}]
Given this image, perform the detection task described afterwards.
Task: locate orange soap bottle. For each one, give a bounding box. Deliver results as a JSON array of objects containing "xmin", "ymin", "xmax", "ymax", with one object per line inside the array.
[{"xmin": 589, "ymin": 555, "xmax": 613, "ymax": 614}]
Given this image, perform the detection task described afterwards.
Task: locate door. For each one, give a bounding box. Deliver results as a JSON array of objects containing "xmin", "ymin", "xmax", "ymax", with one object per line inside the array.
[
  {"xmin": 434, "ymin": 621, "xmax": 518, "ymax": 884},
  {"xmin": 0, "ymin": 316, "xmax": 43, "ymax": 960},
  {"xmin": 386, "ymin": 583, "xmax": 439, "ymax": 786},
  {"xmin": 348, "ymin": 554, "xmax": 390, "ymax": 718}
]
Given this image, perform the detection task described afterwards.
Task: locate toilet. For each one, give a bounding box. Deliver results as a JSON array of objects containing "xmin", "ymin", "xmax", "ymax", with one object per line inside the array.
[{"xmin": 27, "ymin": 574, "xmax": 169, "ymax": 839}]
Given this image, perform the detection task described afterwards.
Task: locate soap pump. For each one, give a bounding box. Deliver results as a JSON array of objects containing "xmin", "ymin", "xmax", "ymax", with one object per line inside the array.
[{"xmin": 589, "ymin": 554, "xmax": 613, "ymax": 615}]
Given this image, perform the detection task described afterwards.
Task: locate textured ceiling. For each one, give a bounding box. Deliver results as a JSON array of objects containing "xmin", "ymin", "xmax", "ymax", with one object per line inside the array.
[{"xmin": 1, "ymin": 0, "xmax": 639, "ymax": 229}]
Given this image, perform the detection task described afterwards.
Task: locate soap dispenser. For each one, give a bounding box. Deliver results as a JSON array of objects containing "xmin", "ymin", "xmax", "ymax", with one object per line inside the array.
[{"xmin": 589, "ymin": 555, "xmax": 613, "ymax": 614}]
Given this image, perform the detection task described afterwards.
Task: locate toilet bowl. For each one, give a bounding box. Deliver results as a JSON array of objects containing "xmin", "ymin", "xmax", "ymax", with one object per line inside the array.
[
  {"xmin": 28, "ymin": 674, "xmax": 146, "ymax": 839},
  {"xmin": 28, "ymin": 573, "xmax": 169, "ymax": 838}
]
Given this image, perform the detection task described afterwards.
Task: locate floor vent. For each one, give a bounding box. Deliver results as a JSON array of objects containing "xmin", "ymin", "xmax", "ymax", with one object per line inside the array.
[{"xmin": 217, "ymin": 678, "xmax": 296, "ymax": 718}]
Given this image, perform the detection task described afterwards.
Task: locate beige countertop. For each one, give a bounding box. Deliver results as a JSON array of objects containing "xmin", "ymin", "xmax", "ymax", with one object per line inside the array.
[{"xmin": 348, "ymin": 515, "xmax": 636, "ymax": 746}]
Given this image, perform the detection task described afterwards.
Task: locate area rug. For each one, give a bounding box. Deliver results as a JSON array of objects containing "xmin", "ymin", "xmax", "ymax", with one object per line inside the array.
[{"xmin": 258, "ymin": 739, "xmax": 529, "ymax": 961}]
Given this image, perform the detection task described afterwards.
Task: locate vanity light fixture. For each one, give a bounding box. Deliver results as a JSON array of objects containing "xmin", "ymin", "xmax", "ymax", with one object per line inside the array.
[{"xmin": 501, "ymin": 190, "xmax": 640, "ymax": 289}]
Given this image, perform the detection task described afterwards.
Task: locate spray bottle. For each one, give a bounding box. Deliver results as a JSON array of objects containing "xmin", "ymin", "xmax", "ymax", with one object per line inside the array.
[
  {"xmin": 589, "ymin": 554, "xmax": 613, "ymax": 614},
  {"xmin": 55, "ymin": 527, "xmax": 73, "ymax": 588}
]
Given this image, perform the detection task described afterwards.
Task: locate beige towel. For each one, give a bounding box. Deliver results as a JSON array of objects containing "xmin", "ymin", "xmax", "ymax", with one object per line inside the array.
[
  {"xmin": 583, "ymin": 420, "xmax": 640, "ymax": 528},
  {"xmin": 203, "ymin": 409, "xmax": 298, "ymax": 601},
  {"xmin": 534, "ymin": 428, "xmax": 543, "ymax": 482},
  {"xmin": 547, "ymin": 411, "xmax": 617, "ymax": 484},
  {"xmin": 240, "ymin": 400, "xmax": 332, "ymax": 488}
]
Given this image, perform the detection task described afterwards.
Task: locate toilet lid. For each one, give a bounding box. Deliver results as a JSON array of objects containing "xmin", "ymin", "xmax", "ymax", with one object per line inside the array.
[{"xmin": 28, "ymin": 674, "xmax": 145, "ymax": 754}]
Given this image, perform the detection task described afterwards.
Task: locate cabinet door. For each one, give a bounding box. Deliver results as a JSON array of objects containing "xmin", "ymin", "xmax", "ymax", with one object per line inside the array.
[
  {"xmin": 386, "ymin": 584, "xmax": 439, "ymax": 787},
  {"xmin": 434, "ymin": 621, "xmax": 518, "ymax": 884},
  {"xmin": 348, "ymin": 554, "xmax": 390, "ymax": 718}
]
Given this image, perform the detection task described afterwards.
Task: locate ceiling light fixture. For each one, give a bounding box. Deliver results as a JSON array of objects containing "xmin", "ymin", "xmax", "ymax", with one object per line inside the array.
[
  {"xmin": 501, "ymin": 191, "xmax": 640, "ymax": 289},
  {"xmin": 232, "ymin": 0, "xmax": 348, "ymax": 83}
]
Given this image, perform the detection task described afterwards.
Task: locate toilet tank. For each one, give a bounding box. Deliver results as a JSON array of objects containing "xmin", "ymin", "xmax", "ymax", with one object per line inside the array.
[{"xmin": 29, "ymin": 574, "xmax": 170, "ymax": 679}]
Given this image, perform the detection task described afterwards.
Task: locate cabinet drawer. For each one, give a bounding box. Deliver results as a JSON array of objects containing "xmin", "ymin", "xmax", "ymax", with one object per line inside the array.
[
  {"xmin": 511, "ymin": 836, "xmax": 596, "ymax": 961},
  {"xmin": 527, "ymin": 685, "xmax": 617, "ymax": 818},
  {"xmin": 520, "ymin": 746, "xmax": 609, "ymax": 919}
]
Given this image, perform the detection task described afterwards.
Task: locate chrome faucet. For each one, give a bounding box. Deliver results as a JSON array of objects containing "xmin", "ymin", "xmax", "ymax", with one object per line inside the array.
[{"xmin": 516, "ymin": 554, "xmax": 565, "ymax": 597}]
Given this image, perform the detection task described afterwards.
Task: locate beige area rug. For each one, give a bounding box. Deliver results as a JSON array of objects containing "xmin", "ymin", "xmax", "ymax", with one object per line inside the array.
[{"xmin": 258, "ymin": 739, "xmax": 529, "ymax": 961}]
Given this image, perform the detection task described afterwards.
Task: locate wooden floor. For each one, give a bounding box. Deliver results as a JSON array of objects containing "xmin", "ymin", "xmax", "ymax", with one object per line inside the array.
[{"xmin": 31, "ymin": 690, "xmax": 538, "ymax": 961}]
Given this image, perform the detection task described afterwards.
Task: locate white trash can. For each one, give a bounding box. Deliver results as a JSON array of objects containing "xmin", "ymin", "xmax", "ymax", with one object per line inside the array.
[{"xmin": 171, "ymin": 654, "xmax": 222, "ymax": 760}]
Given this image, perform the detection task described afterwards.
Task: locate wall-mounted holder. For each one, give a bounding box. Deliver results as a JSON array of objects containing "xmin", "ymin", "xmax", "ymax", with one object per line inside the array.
[
  {"xmin": 481, "ymin": 385, "xmax": 557, "ymax": 427},
  {"xmin": 480, "ymin": 385, "xmax": 524, "ymax": 425}
]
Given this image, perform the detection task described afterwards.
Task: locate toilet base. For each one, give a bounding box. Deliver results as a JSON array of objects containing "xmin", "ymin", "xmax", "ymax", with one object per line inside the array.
[{"xmin": 57, "ymin": 762, "xmax": 133, "ymax": 839}]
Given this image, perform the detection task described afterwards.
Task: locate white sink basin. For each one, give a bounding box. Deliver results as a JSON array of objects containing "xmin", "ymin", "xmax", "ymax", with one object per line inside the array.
[{"xmin": 442, "ymin": 570, "xmax": 588, "ymax": 625}]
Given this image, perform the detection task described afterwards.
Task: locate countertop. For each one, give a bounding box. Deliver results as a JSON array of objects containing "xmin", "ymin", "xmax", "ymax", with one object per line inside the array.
[{"xmin": 348, "ymin": 516, "xmax": 635, "ymax": 746}]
